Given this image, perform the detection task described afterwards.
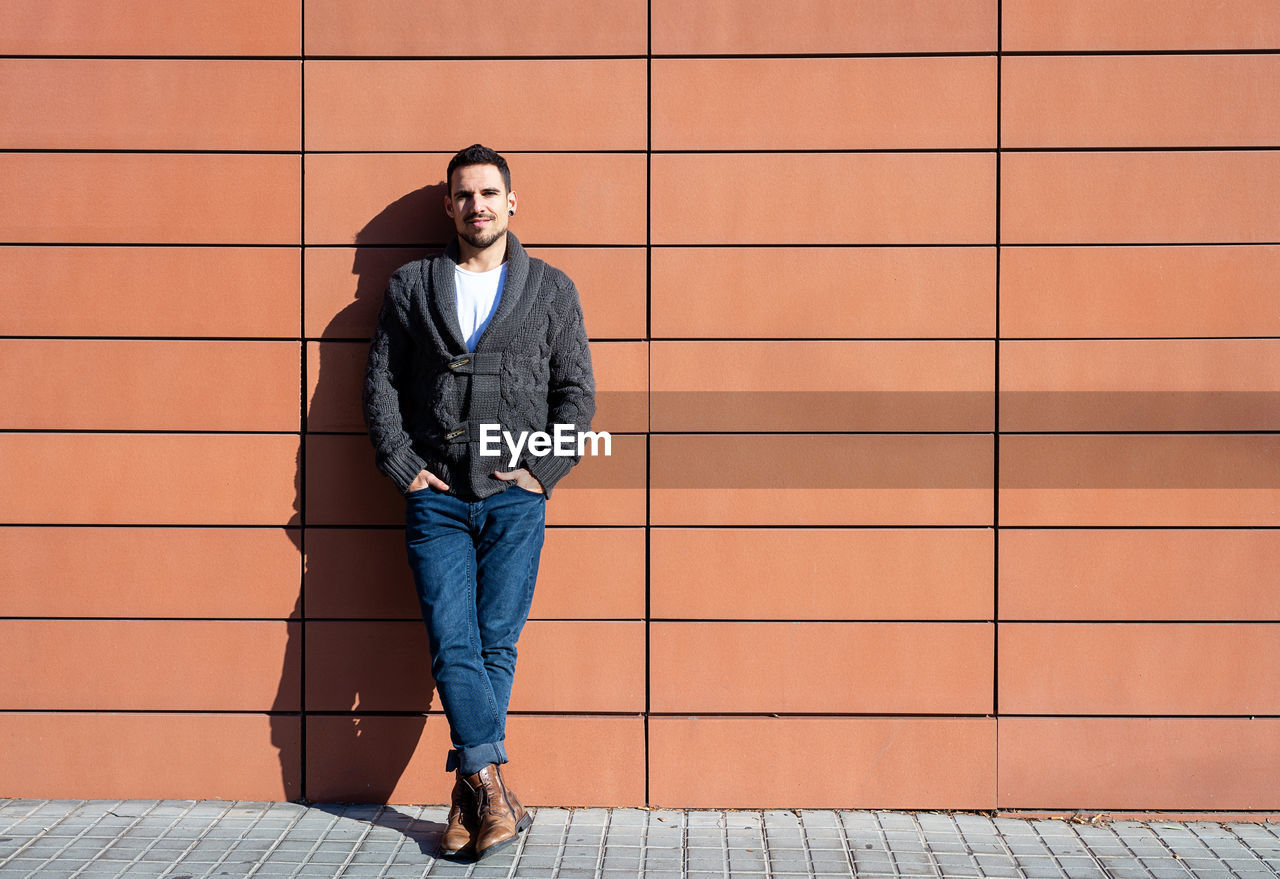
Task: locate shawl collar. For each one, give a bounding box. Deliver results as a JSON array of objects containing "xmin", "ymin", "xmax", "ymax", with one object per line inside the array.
[{"xmin": 429, "ymin": 232, "xmax": 532, "ymax": 355}]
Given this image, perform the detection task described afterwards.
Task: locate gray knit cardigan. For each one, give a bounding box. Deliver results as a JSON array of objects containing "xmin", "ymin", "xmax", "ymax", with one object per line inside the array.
[{"xmin": 362, "ymin": 232, "xmax": 596, "ymax": 500}]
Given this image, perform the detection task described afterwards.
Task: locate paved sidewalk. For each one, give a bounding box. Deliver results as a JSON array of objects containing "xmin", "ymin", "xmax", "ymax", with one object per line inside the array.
[{"xmin": 1, "ymin": 800, "xmax": 1277, "ymax": 879}]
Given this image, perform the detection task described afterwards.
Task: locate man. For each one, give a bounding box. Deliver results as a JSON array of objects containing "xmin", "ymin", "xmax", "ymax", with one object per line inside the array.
[{"xmin": 362, "ymin": 144, "xmax": 595, "ymax": 859}]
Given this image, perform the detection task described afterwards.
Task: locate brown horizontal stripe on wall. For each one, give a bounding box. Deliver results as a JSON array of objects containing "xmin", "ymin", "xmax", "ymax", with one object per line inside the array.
[
  {"xmin": 651, "ymin": 153, "xmax": 996, "ymax": 245},
  {"xmin": 0, "ymin": 60, "xmax": 300, "ymax": 151},
  {"xmin": 650, "ymin": 622, "xmax": 993, "ymax": 714},
  {"xmin": 1001, "ymin": 152, "xmax": 1280, "ymax": 244},
  {"xmin": 0, "ymin": 154, "xmax": 301, "ymax": 245},
  {"xmin": 1, "ymin": 0, "xmax": 300, "ymax": 55},
  {"xmin": 650, "ymin": 529, "xmax": 993, "ymax": 620},
  {"xmin": 999, "ymin": 340, "xmax": 1280, "ymax": 432},
  {"xmin": 0, "ymin": 340, "xmax": 300, "ymax": 431},
  {"xmin": 306, "ymin": 714, "xmax": 645, "ymax": 806},
  {"xmin": 1000, "ymin": 623, "xmax": 1280, "ymax": 715},
  {"xmin": 997, "ymin": 717, "xmax": 1280, "ymax": 810},
  {"xmin": 651, "ymin": 247, "xmax": 995, "ymax": 339},
  {"xmin": 650, "ymin": 434, "xmax": 994, "ymax": 526},
  {"xmin": 999, "ymin": 434, "xmax": 1280, "ymax": 527},
  {"xmin": 1001, "ymin": 0, "xmax": 1280, "ymax": 51},
  {"xmin": 306, "ymin": 61, "xmax": 646, "ymax": 151},
  {"xmin": 1000, "ymin": 246, "xmax": 1280, "ymax": 338},
  {"xmin": 590, "ymin": 342, "xmax": 649, "ymax": 432},
  {"xmin": 1003, "ymin": 55, "xmax": 1280, "ymax": 149},
  {"xmin": 0, "ymin": 713, "xmax": 299, "ymax": 801},
  {"xmin": 648, "ymin": 717, "xmax": 997, "ymax": 809},
  {"xmin": 305, "ymin": 621, "xmax": 645, "ymax": 712},
  {"xmin": 0, "ymin": 246, "xmax": 301, "ymax": 338},
  {"xmin": 305, "ymin": 340, "xmax": 647, "ymax": 434},
  {"xmin": 305, "ymin": 434, "xmax": 647, "ymax": 527},
  {"xmin": 303, "ymin": 0, "xmax": 647, "ymax": 56},
  {"xmin": 304, "ymin": 247, "xmax": 647, "ymax": 340},
  {"xmin": 999, "ymin": 530, "xmax": 1280, "ymax": 621},
  {"xmin": 1, "ymin": 620, "xmax": 299, "ymax": 710},
  {"xmin": 652, "ymin": 57, "xmax": 996, "ymax": 150},
  {"xmin": 651, "ymin": 0, "xmax": 997, "ymax": 54},
  {"xmin": 304, "ymin": 153, "xmax": 647, "ymax": 246},
  {"xmin": 651, "ymin": 340, "xmax": 993, "ymax": 432},
  {"xmin": 304, "ymin": 527, "xmax": 646, "ymax": 620},
  {"xmin": 0, "ymin": 433, "xmax": 300, "ymax": 525},
  {"xmin": 0, "ymin": 527, "xmax": 301, "ymax": 618}
]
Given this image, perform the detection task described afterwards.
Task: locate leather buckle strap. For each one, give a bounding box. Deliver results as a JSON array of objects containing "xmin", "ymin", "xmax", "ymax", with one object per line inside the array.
[{"xmin": 447, "ymin": 352, "xmax": 502, "ymax": 375}]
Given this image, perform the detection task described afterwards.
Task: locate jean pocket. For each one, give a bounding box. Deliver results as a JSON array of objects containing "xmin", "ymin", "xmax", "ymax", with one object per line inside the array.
[{"xmin": 508, "ymin": 484, "xmax": 545, "ymax": 498}]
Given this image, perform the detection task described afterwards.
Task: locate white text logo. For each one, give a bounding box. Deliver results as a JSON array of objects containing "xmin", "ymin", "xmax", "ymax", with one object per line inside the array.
[{"xmin": 479, "ymin": 424, "xmax": 612, "ymax": 468}]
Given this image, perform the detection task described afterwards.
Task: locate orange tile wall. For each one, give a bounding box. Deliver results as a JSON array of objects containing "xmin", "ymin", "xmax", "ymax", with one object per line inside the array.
[{"xmin": 2, "ymin": 0, "xmax": 1277, "ymax": 812}]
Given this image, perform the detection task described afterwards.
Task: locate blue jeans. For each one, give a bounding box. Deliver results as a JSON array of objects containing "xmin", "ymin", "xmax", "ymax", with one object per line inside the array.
[{"xmin": 403, "ymin": 484, "xmax": 546, "ymax": 776}]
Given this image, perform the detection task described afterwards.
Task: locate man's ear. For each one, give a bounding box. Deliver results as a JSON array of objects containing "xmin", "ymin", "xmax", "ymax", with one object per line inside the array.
[
  {"xmin": 443, "ymin": 193, "xmax": 455, "ymax": 218},
  {"xmin": 507, "ymin": 190, "xmax": 518, "ymax": 216}
]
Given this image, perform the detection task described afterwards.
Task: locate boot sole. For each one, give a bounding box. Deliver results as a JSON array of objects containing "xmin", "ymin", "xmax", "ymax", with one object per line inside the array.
[
  {"xmin": 438, "ymin": 843, "xmax": 474, "ymax": 860},
  {"xmin": 475, "ymin": 812, "xmax": 533, "ymax": 860}
]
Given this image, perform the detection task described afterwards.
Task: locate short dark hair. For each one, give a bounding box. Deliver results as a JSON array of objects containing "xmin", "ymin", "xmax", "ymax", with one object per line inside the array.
[{"xmin": 446, "ymin": 144, "xmax": 511, "ymax": 192}]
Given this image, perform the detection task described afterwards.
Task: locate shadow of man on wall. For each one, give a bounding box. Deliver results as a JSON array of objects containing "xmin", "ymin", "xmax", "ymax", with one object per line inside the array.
[{"xmin": 270, "ymin": 181, "xmax": 455, "ymax": 811}]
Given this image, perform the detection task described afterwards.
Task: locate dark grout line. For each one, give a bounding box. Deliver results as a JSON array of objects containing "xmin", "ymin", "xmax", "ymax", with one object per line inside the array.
[
  {"xmin": 993, "ymin": 0, "xmax": 1003, "ymax": 733},
  {"xmin": 644, "ymin": 0, "xmax": 654, "ymax": 808},
  {"xmin": 6, "ymin": 333, "xmax": 1280, "ymax": 342},
  {"xmin": 297, "ymin": 21, "xmax": 308, "ymax": 803},
  {"xmin": 7, "ymin": 48, "xmax": 1280, "ymax": 59},
  {"xmin": 3, "ymin": 708, "xmax": 1276, "ymax": 719},
  {"xmin": 6, "ymin": 240, "xmax": 1280, "ymax": 248},
  {"xmin": 11, "ymin": 146, "xmax": 1280, "ymax": 155}
]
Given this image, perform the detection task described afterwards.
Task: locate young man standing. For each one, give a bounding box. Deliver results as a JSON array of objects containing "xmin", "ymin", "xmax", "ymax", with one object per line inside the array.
[{"xmin": 362, "ymin": 144, "xmax": 596, "ymax": 858}]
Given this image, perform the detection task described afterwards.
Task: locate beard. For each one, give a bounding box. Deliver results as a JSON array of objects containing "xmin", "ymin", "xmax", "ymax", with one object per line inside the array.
[{"xmin": 458, "ymin": 214, "xmax": 506, "ymax": 250}]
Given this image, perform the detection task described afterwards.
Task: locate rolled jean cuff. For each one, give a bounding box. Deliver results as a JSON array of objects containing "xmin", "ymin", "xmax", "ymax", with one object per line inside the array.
[{"xmin": 446, "ymin": 741, "xmax": 508, "ymax": 775}]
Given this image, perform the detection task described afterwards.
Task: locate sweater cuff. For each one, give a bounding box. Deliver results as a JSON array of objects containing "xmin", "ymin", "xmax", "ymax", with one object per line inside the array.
[
  {"xmin": 523, "ymin": 451, "xmax": 574, "ymax": 499},
  {"xmin": 382, "ymin": 445, "xmax": 429, "ymax": 495}
]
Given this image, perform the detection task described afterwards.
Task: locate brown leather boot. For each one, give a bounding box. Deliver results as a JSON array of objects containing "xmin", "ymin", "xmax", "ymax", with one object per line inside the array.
[
  {"xmin": 438, "ymin": 772, "xmax": 477, "ymax": 858},
  {"xmin": 463, "ymin": 763, "xmax": 532, "ymax": 858}
]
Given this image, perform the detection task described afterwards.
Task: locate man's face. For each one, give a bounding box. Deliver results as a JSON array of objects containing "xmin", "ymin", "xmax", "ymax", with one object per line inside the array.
[{"xmin": 444, "ymin": 163, "xmax": 516, "ymax": 250}]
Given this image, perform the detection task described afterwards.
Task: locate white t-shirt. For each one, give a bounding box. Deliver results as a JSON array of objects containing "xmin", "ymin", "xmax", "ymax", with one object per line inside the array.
[{"xmin": 454, "ymin": 263, "xmax": 507, "ymax": 351}]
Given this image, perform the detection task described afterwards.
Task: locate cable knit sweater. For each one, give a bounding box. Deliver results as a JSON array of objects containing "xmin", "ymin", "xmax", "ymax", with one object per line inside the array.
[{"xmin": 362, "ymin": 232, "xmax": 596, "ymax": 500}]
